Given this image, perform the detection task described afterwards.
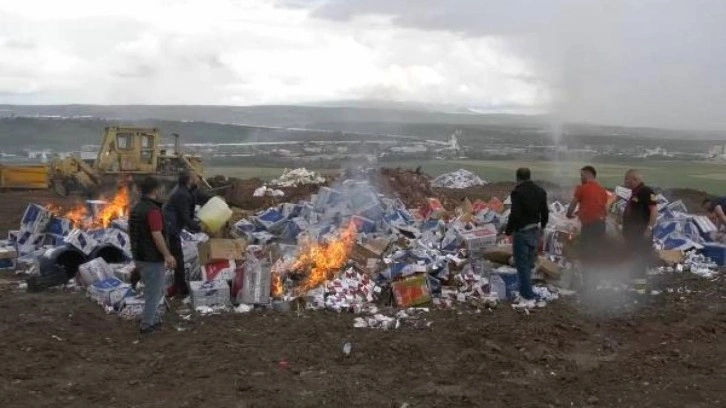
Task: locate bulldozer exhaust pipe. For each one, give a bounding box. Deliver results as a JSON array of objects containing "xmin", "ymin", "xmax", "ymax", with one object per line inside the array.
[{"xmin": 172, "ymin": 133, "xmax": 180, "ymax": 154}]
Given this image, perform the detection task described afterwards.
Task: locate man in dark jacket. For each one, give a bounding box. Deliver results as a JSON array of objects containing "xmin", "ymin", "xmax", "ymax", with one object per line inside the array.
[
  {"xmin": 129, "ymin": 176, "xmax": 176, "ymax": 334},
  {"xmin": 163, "ymin": 171, "xmax": 206, "ymax": 297},
  {"xmin": 622, "ymin": 169, "xmax": 657, "ymax": 294},
  {"xmin": 505, "ymin": 168, "xmax": 549, "ymax": 307}
]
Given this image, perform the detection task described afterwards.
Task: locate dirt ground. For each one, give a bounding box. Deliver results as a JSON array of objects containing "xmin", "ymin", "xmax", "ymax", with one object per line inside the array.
[{"xmin": 1, "ymin": 179, "xmax": 725, "ymax": 407}]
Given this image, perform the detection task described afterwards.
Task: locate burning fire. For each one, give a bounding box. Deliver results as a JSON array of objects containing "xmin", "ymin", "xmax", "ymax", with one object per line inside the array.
[
  {"xmin": 293, "ymin": 221, "xmax": 358, "ymax": 293},
  {"xmin": 46, "ymin": 186, "xmax": 130, "ymax": 229},
  {"xmin": 271, "ymin": 273, "xmax": 284, "ymax": 297}
]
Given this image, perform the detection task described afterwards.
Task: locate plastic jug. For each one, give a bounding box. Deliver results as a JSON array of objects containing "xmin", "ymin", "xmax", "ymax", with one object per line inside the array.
[{"xmin": 196, "ymin": 196, "xmax": 233, "ymax": 233}]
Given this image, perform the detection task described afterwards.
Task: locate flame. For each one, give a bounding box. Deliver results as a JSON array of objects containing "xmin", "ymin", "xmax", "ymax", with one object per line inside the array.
[
  {"xmin": 96, "ymin": 186, "xmax": 130, "ymax": 228},
  {"xmin": 271, "ymin": 273, "xmax": 284, "ymax": 297},
  {"xmin": 45, "ymin": 185, "xmax": 130, "ymax": 229},
  {"xmin": 293, "ymin": 221, "xmax": 358, "ymax": 292}
]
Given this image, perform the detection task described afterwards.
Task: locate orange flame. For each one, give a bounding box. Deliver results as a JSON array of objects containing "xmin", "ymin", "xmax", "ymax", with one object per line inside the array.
[
  {"xmin": 45, "ymin": 186, "xmax": 130, "ymax": 230},
  {"xmin": 293, "ymin": 221, "xmax": 358, "ymax": 293},
  {"xmin": 271, "ymin": 272, "xmax": 284, "ymax": 297},
  {"xmin": 96, "ymin": 186, "xmax": 130, "ymax": 228}
]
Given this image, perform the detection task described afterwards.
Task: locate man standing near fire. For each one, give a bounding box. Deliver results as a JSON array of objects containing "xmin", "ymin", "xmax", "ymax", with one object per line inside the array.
[
  {"xmin": 163, "ymin": 171, "xmax": 208, "ymax": 298},
  {"xmin": 622, "ymin": 169, "xmax": 658, "ymax": 295},
  {"xmin": 129, "ymin": 176, "xmax": 176, "ymax": 334},
  {"xmin": 504, "ymin": 168, "xmax": 549, "ymax": 308},
  {"xmin": 566, "ymin": 165, "xmax": 609, "ymax": 288}
]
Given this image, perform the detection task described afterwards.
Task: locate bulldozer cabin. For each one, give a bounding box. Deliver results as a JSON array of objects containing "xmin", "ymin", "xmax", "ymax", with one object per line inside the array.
[{"xmin": 0, "ymin": 126, "xmax": 205, "ymax": 197}]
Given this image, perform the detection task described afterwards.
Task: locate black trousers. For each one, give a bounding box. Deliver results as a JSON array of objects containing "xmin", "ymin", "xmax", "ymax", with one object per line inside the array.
[
  {"xmin": 580, "ymin": 220, "xmax": 606, "ymax": 262},
  {"xmin": 623, "ymin": 229, "xmax": 654, "ymax": 280},
  {"xmin": 168, "ymin": 234, "xmax": 186, "ymax": 293}
]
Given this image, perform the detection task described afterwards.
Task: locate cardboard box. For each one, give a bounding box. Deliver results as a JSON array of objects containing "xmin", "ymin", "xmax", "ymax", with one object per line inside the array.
[
  {"xmin": 483, "ymin": 246, "xmax": 513, "ymax": 265},
  {"xmin": 21, "ymin": 204, "xmax": 52, "ymax": 234},
  {"xmin": 0, "ymin": 247, "xmax": 18, "ymax": 271},
  {"xmin": 197, "ymin": 238, "xmax": 246, "ymax": 265},
  {"xmin": 391, "ymin": 274, "xmax": 431, "ymax": 307},
  {"xmin": 78, "ymin": 258, "xmax": 115, "ymax": 287},
  {"xmin": 201, "ymin": 259, "xmax": 237, "ymax": 281},
  {"xmin": 189, "ymin": 280, "xmax": 231, "ymax": 309},
  {"xmin": 64, "ymin": 229, "xmax": 98, "ymax": 256},
  {"xmin": 86, "ymin": 277, "xmax": 133, "ymax": 307},
  {"xmin": 536, "ymin": 257, "xmax": 562, "ymax": 279},
  {"xmin": 420, "ymin": 198, "xmax": 446, "ymax": 220},
  {"xmin": 118, "ymin": 296, "xmax": 166, "ymax": 320},
  {"xmin": 239, "ymin": 259, "xmax": 271, "ymax": 305},
  {"xmin": 461, "ymin": 225, "xmax": 498, "ymax": 254},
  {"xmin": 658, "ymin": 250, "xmax": 685, "ymax": 265},
  {"xmin": 44, "ymin": 217, "xmax": 72, "ymax": 236}
]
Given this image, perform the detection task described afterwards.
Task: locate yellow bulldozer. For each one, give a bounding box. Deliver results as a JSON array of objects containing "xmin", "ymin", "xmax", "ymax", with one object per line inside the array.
[{"xmin": 0, "ymin": 126, "xmax": 206, "ymax": 197}]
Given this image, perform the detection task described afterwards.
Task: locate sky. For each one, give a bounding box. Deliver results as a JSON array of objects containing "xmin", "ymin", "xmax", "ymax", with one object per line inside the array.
[{"xmin": 0, "ymin": 0, "xmax": 724, "ymax": 130}]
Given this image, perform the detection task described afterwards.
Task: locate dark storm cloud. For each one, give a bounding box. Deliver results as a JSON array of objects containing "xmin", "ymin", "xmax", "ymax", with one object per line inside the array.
[{"xmin": 310, "ymin": 0, "xmax": 726, "ymax": 131}]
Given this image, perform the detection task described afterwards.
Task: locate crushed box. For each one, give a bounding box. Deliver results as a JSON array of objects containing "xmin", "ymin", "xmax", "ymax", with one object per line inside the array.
[{"xmin": 78, "ymin": 258, "xmax": 115, "ymax": 287}]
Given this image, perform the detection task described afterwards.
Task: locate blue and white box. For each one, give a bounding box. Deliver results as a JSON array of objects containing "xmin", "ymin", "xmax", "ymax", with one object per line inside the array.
[
  {"xmin": 87, "ymin": 277, "xmax": 132, "ymax": 307},
  {"xmin": 44, "ymin": 217, "xmax": 72, "ymax": 236},
  {"xmin": 118, "ymin": 296, "xmax": 166, "ymax": 320},
  {"xmin": 21, "ymin": 204, "xmax": 53, "ymax": 234},
  {"xmin": 64, "ymin": 229, "xmax": 98, "ymax": 256}
]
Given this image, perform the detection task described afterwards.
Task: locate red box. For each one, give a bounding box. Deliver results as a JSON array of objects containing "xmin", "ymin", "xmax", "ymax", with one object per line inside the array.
[{"xmin": 391, "ymin": 274, "xmax": 431, "ymax": 307}]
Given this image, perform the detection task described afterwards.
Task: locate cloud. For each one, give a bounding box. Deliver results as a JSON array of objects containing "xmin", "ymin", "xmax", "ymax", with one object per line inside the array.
[
  {"xmin": 311, "ymin": 0, "xmax": 726, "ymax": 130},
  {"xmin": 0, "ymin": 0, "xmax": 544, "ymax": 109},
  {"xmin": 0, "ymin": 0, "xmax": 723, "ymax": 130}
]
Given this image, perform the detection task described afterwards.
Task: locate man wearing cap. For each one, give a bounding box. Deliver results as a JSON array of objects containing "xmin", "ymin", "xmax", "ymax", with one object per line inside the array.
[{"xmin": 622, "ymin": 169, "xmax": 658, "ymax": 294}]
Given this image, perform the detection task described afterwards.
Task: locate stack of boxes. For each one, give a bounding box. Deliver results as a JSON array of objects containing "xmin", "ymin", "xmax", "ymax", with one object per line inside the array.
[{"xmin": 190, "ymin": 238, "xmax": 247, "ymax": 309}]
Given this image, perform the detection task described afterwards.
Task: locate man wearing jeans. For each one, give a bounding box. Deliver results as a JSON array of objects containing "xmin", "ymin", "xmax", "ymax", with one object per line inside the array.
[
  {"xmin": 128, "ymin": 177, "xmax": 176, "ymax": 335},
  {"xmin": 504, "ymin": 168, "xmax": 549, "ymax": 308}
]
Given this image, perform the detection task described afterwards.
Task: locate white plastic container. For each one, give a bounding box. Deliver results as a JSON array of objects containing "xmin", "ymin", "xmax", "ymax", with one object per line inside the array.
[{"xmin": 196, "ymin": 196, "xmax": 232, "ymax": 233}]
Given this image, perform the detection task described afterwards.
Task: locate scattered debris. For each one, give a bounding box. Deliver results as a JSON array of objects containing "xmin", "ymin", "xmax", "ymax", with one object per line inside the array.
[{"xmin": 432, "ymin": 169, "xmax": 487, "ymax": 189}]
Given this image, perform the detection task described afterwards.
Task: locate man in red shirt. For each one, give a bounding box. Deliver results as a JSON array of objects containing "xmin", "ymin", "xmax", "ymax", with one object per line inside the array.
[
  {"xmin": 567, "ymin": 166, "xmax": 608, "ymax": 284},
  {"xmin": 129, "ymin": 177, "xmax": 176, "ymax": 335}
]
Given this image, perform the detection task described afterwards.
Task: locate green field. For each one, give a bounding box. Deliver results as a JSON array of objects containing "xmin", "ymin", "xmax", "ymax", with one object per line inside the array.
[{"xmin": 208, "ymin": 159, "xmax": 726, "ymax": 194}]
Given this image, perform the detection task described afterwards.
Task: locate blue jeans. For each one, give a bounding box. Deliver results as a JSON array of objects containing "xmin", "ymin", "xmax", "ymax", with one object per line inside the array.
[
  {"xmin": 138, "ymin": 261, "xmax": 165, "ymax": 330},
  {"xmin": 513, "ymin": 228, "xmax": 538, "ymax": 300}
]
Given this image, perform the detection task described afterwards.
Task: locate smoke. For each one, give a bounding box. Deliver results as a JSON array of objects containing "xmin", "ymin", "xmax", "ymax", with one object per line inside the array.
[{"xmin": 575, "ymin": 256, "xmax": 653, "ymax": 317}]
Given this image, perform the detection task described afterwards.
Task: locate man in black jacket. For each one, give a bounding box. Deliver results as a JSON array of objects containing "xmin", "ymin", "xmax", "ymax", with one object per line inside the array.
[
  {"xmin": 163, "ymin": 171, "xmax": 206, "ymax": 297},
  {"xmin": 504, "ymin": 168, "xmax": 549, "ymax": 307},
  {"xmin": 622, "ymin": 169, "xmax": 657, "ymax": 294},
  {"xmin": 129, "ymin": 176, "xmax": 176, "ymax": 334}
]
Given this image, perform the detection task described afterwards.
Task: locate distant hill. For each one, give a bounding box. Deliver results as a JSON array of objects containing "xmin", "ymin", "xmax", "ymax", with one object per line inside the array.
[{"xmin": 0, "ymin": 104, "xmax": 723, "ymax": 151}]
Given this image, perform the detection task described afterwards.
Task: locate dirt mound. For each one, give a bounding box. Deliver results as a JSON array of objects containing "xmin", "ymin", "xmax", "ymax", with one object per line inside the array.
[
  {"xmin": 661, "ymin": 188, "xmax": 711, "ymax": 214},
  {"xmin": 219, "ymin": 175, "xmax": 327, "ymax": 211},
  {"xmin": 0, "ymin": 190, "xmax": 84, "ymax": 235}
]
